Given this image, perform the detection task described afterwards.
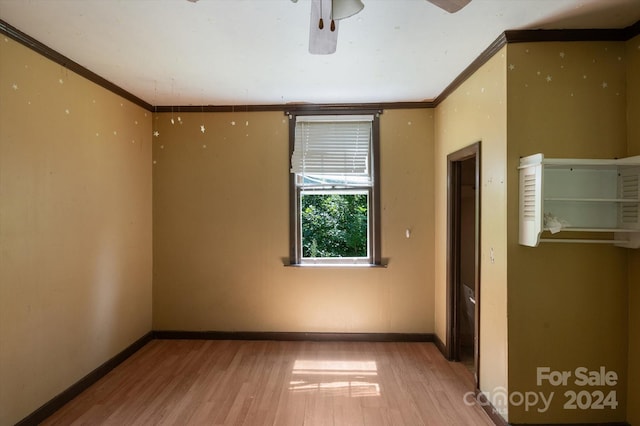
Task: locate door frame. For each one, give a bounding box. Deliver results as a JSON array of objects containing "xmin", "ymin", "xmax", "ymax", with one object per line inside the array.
[{"xmin": 446, "ymin": 141, "xmax": 481, "ymax": 387}]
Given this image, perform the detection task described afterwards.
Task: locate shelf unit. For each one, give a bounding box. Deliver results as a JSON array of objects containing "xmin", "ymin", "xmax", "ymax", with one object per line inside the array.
[{"xmin": 518, "ymin": 153, "xmax": 640, "ymax": 248}]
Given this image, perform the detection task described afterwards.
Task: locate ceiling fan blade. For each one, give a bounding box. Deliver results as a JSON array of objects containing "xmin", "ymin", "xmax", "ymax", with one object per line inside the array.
[
  {"xmin": 426, "ymin": 0, "xmax": 471, "ymax": 13},
  {"xmin": 309, "ymin": 0, "xmax": 338, "ymax": 54}
]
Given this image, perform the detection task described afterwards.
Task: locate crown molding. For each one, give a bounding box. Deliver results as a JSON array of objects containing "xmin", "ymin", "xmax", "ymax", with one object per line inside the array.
[
  {"xmin": 434, "ymin": 21, "xmax": 640, "ymax": 106},
  {"xmin": 504, "ymin": 27, "xmax": 630, "ymax": 43},
  {"xmin": 0, "ymin": 19, "xmax": 153, "ymax": 111},
  {"xmin": 152, "ymin": 101, "xmax": 433, "ymax": 113},
  {"xmin": 2, "ymin": 18, "xmax": 639, "ymax": 112},
  {"xmin": 433, "ymin": 32, "xmax": 508, "ymax": 106},
  {"xmin": 624, "ymin": 19, "xmax": 640, "ymax": 39}
]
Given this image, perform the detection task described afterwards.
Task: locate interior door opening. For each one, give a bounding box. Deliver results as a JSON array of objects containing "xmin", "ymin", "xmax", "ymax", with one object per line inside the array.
[
  {"xmin": 458, "ymin": 156, "xmax": 477, "ymax": 374},
  {"xmin": 446, "ymin": 142, "xmax": 480, "ymax": 387}
]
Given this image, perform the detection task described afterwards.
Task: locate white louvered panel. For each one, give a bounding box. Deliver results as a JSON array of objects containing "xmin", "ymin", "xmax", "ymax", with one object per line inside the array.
[
  {"xmin": 523, "ymin": 173, "xmax": 537, "ymax": 221},
  {"xmin": 519, "ymin": 154, "xmax": 543, "ymax": 247},
  {"xmin": 619, "ymin": 168, "xmax": 640, "ymax": 229}
]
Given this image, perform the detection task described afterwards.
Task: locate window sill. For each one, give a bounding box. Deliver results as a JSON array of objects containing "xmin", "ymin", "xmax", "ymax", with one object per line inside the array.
[{"xmin": 283, "ymin": 262, "xmax": 388, "ymax": 268}]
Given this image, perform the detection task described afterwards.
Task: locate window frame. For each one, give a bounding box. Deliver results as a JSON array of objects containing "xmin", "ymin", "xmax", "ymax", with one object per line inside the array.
[{"xmin": 287, "ymin": 109, "xmax": 382, "ymax": 266}]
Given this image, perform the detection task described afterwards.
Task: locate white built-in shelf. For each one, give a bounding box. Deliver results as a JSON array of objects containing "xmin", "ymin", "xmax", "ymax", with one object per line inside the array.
[
  {"xmin": 544, "ymin": 227, "xmax": 639, "ymax": 233},
  {"xmin": 544, "ymin": 198, "xmax": 640, "ymax": 202},
  {"xmin": 519, "ymin": 153, "xmax": 640, "ymax": 248}
]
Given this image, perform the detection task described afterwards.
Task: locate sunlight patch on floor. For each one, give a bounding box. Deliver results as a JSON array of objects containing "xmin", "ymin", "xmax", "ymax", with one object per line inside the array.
[{"xmin": 289, "ymin": 359, "xmax": 380, "ymax": 397}]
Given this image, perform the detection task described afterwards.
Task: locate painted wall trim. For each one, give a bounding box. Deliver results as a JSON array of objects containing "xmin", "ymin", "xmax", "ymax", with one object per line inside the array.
[
  {"xmin": 434, "ymin": 333, "xmax": 447, "ymax": 358},
  {"xmin": 505, "ymin": 26, "xmax": 640, "ymax": 43},
  {"xmin": 153, "ymin": 330, "xmax": 435, "ymax": 342},
  {"xmin": 15, "ymin": 332, "xmax": 154, "ymax": 426},
  {"xmin": 3, "ymin": 17, "xmax": 638, "ymax": 114},
  {"xmin": 623, "ymin": 20, "xmax": 640, "ymax": 39},
  {"xmin": 14, "ymin": 328, "xmax": 630, "ymax": 424},
  {"xmin": 0, "ymin": 19, "xmax": 153, "ymax": 111},
  {"xmin": 434, "ymin": 32, "xmax": 508, "ymax": 105},
  {"xmin": 475, "ymin": 389, "xmax": 509, "ymax": 426},
  {"xmin": 434, "ymin": 22, "xmax": 640, "ymax": 106},
  {"xmin": 14, "ymin": 331, "xmax": 432, "ymax": 424},
  {"xmin": 154, "ymin": 102, "xmax": 434, "ymax": 113}
]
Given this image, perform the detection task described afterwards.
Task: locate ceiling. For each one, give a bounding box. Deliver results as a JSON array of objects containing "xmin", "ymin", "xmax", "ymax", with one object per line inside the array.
[{"xmin": 1, "ymin": 0, "xmax": 640, "ymax": 107}]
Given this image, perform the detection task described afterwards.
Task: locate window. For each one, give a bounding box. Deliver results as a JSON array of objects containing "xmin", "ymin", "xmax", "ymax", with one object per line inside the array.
[{"xmin": 288, "ymin": 112, "xmax": 381, "ymax": 265}]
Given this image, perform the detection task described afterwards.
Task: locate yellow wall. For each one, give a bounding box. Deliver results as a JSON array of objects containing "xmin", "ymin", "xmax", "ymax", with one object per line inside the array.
[
  {"xmin": 3, "ymin": 21, "xmax": 639, "ymax": 426},
  {"xmin": 152, "ymin": 109, "xmax": 435, "ymax": 333},
  {"xmin": 506, "ymin": 41, "xmax": 628, "ymax": 423},
  {"xmin": 434, "ymin": 49, "xmax": 509, "ymax": 418},
  {"xmin": 626, "ymin": 34, "xmax": 640, "ymax": 426},
  {"xmin": 0, "ymin": 38, "xmax": 153, "ymax": 424}
]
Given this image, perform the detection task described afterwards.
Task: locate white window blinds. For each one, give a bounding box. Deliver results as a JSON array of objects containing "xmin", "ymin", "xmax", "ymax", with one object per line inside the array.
[{"xmin": 290, "ymin": 115, "xmax": 373, "ymax": 182}]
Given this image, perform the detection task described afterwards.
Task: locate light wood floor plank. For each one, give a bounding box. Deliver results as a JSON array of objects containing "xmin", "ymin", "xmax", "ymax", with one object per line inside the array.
[{"xmin": 42, "ymin": 340, "xmax": 494, "ymax": 426}]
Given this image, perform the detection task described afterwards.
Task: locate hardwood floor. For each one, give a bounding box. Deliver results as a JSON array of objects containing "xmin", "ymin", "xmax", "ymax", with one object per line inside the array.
[{"xmin": 42, "ymin": 340, "xmax": 494, "ymax": 425}]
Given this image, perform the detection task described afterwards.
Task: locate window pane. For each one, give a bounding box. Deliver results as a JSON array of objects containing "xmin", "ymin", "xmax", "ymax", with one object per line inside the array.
[
  {"xmin": 301, "ymin": 192, "xmax": 369, "ymax": 259},
  {"xmin": 298, "ymin": 173, "xmax": 372, "ymax": 187}
]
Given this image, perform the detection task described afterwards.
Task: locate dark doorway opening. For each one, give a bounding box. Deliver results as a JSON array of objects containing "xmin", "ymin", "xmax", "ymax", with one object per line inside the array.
[{"xmin": 446, "ymin": 142, "xmax": 480, "ymax": 387}]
